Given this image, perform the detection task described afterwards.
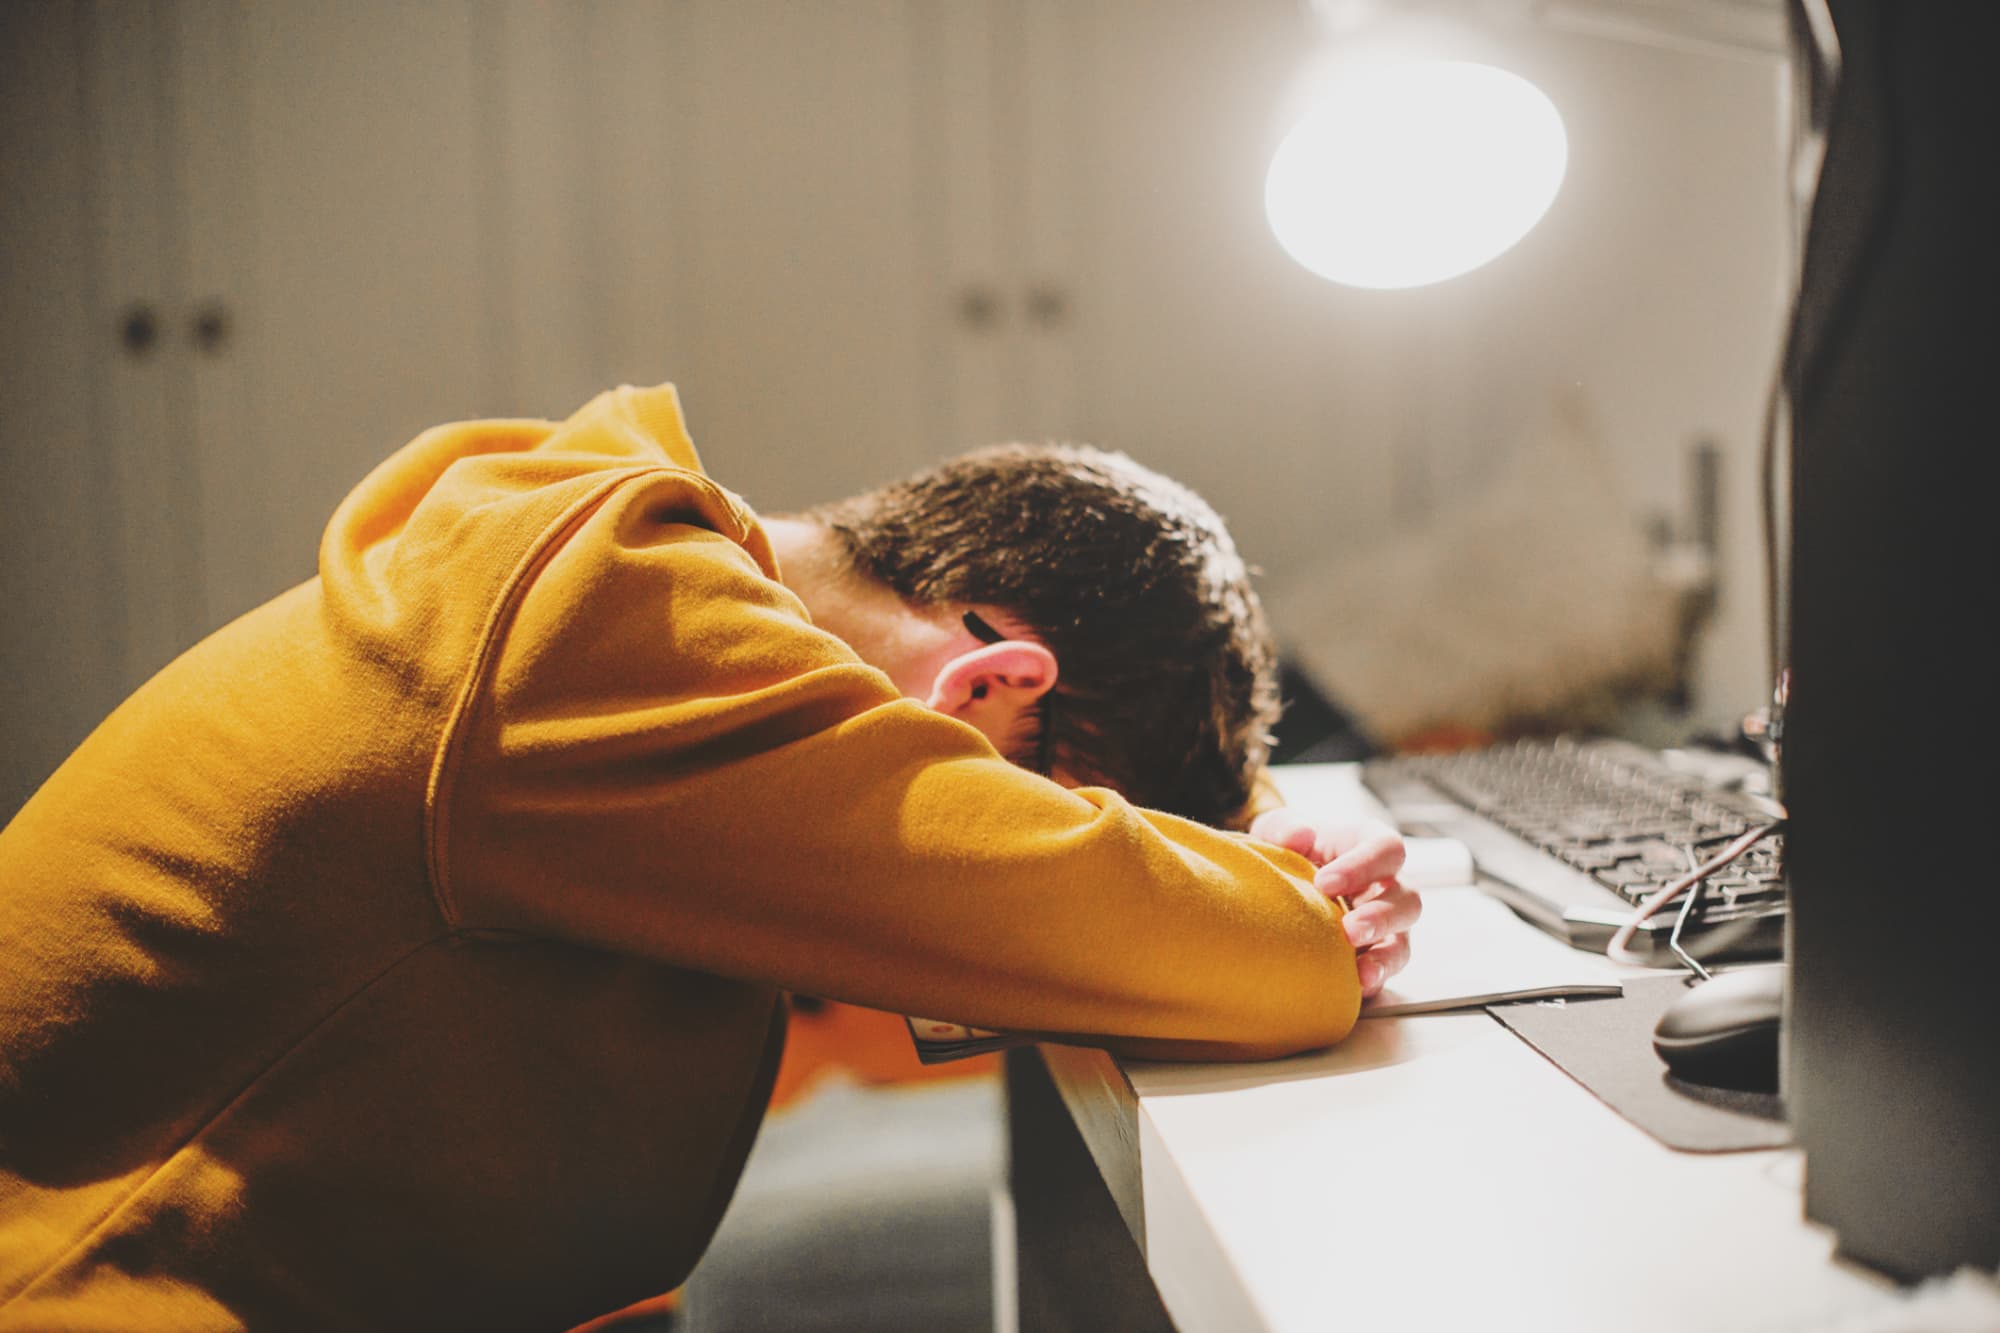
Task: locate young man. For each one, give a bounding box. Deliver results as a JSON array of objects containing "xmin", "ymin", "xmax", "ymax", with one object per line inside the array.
[{"xmin": 0, "ymin": 384, "xmax": 1416, "ymax": 1331}]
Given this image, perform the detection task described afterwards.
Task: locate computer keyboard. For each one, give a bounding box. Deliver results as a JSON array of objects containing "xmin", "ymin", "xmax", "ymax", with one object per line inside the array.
[{"xmin": 1363, "ymin": 736, "xmax": 1786, "ymax": 962}]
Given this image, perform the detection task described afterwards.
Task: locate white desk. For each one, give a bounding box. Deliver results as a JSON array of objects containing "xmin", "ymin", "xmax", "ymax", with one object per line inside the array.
[{"xmin": 1003, "ymin": 765, "xmax": 1897, "ymax": 1333}]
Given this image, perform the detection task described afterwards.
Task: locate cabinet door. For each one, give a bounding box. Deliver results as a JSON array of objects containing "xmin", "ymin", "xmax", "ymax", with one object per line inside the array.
[
  {"xmin": 474, "ymin": 0, "xmax": 946, "ymax": 511},
  {"xmin": 929, "ymin": 0, "xmax": 1013, "ymax": 455},
  {"xmin": 0, "ymin": 1, "xmax": 222, "ymax": 814},
  {"xmin": 650, "ymin": 1, "xmax": 936, "ymax": 510},
  {"xmin": 172, "ymin": 0, "xmax": 498, "ymax": 628},
  {"xmin": 90, "ymin": 1, "xmax": 211, "ymax": 686},
  {"xmin": 1013, "ymin": 0, "xmax": 1087, "ymax": 444},
  {"xmin": 926, "ymin": 0, "xmax": 1085, "ymax": 455},
  {"xmin": 1, "ymin": 2, "xmax": 504, "ymax": 813},
  {"xmin": 0, "ymin": 3, "xmax": 140, "ymax": 815}
]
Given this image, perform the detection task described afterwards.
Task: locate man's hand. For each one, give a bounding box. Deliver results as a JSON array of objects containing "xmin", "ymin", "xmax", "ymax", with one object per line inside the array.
[{"xmin": 1249, "ymin": 808, "xmax": 1420, "ymax": 998}]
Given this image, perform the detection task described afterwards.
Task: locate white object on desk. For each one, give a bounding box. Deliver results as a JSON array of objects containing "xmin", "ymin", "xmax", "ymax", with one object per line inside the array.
[
  {"xmin": 1363, "ymin": 884, "xmax": 1624, "ymax": 1016},
  {"xmin": 1394, "ymin": 835, "xmax": 1476, "ymax": 890}
]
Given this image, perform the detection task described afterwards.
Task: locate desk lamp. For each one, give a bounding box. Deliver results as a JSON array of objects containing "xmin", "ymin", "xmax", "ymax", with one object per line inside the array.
[{"xmin": 1264, "ymin": 55, "xmax": 1567, "ymax": 289}]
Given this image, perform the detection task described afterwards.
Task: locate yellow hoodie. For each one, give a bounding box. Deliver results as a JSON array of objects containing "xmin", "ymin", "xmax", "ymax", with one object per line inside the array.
[{"xmin": 0, "ymin": 385, "xmax": 1357, "ymax": 1331}]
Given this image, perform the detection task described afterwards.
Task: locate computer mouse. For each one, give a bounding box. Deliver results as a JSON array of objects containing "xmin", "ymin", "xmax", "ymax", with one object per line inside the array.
[{"xmin": 1651, "ymin": 964, "xmax": 1785, "ymax": 1092}]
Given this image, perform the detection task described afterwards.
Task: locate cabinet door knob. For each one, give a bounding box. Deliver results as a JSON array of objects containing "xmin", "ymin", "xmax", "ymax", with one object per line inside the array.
[
  {"xmin": 1025, "ymin": 283, "xmax": 1071, "ymax": 330},
  {"xmin": 119, "ymin": 305, "xmax": 159, "ymax": 356},
  {"xmin": 191, "ymin": 303, "xmax": 232, "ymax": 355},
  {"xmin": 956, "ymin": 285, "xmax": 1004, "ymax": 331}
]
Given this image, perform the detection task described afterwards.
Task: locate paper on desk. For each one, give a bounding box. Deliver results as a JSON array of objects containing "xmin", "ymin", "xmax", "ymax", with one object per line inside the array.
[{"xmin": 1363, "ymin": 887, "xmax": 1624, "ymax": 1016}]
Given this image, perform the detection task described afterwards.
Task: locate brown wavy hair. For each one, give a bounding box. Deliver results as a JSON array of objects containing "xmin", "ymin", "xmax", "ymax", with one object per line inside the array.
[{"xmin": 806, "ymin": 443, "xmax": 1280, "ymax": 828}]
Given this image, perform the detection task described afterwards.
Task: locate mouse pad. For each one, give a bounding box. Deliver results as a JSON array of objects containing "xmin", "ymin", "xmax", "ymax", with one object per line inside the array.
[{"xmin": 1488, "ymin": 976, "xmax": 1790, "ymax": 1153}]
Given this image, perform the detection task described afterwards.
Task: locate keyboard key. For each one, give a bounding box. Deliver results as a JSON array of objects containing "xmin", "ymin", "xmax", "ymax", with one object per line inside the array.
[
  {"xmin": 1634, "ymin": 840, "xmax": 1690, "ymax": 866},
  {"xmin": 1595, "ymin": 864, "xmax": 1657, "ymax": 890}
]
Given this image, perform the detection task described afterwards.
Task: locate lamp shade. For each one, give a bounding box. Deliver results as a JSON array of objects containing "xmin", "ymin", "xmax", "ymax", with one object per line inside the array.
[{"xmin": 1266, "ymin": 59, "xmax": 1568, "ymax": 289}]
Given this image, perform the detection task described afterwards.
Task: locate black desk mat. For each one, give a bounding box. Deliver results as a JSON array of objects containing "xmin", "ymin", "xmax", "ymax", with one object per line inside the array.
[{"xmin": 1489, "ymin": 975, "xmax": 1790, "ymax": 1153}]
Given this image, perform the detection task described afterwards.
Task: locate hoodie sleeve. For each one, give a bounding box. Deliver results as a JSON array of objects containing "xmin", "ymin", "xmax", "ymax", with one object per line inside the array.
[{"xmin": 431, "ymin": 470, "xmax": 1360, "ymax": 1062}]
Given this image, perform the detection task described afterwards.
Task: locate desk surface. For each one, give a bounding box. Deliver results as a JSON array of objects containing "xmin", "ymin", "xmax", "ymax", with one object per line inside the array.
[{"xmin": 1026, "ymin": 765, "xmax": 1897, "ymax": 1333}]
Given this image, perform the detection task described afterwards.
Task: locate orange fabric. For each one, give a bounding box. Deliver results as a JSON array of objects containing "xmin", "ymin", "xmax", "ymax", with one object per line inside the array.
[{"xmin": 567, "ymin": 1289, "xmax": 683, "ymax": 1331}]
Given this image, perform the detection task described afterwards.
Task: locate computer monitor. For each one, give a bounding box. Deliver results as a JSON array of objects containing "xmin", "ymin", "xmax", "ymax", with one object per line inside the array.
[{"xmin": 1779, "ymin": 0, "xmax": 1998, "ymax": 1281}]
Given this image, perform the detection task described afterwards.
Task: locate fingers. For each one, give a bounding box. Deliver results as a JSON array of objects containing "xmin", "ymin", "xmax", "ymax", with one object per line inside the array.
[
  {"xmin": 1248, "ymin": 808, "xmax": 1321, "ymax": 861},
  {"xmin": 1312, "ymin": 826, "xmax": 1406, "ymax": 902},
  {"xmin": 1247, "ymin": 807, "xmax": 1419, "ymax": 1001},
  {"xmin": 1341, "ymin": 875, "xmax": 1420, "ymax": 999},
  {"xmin": 1337, "ymin": 877, "xmax": 1422, "ymax": 948},
  {"xmin": 1251, "ymin": 811, "xmax": 1406, "ymax": 882},
  {"xmin": 1354, "ymin": 932, "xmax": 1412, "ymax": 997}
]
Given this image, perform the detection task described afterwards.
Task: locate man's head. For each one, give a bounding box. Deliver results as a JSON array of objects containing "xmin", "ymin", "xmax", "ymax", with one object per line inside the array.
[{"xmin": 796, "ymin": 443, "xmax": 1281, "ymax": 828}]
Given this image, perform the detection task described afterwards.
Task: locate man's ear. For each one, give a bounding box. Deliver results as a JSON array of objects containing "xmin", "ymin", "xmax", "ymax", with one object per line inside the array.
[{"xmin": 924, "ymin": 640, "xmax": 1059, "ymax": 721}]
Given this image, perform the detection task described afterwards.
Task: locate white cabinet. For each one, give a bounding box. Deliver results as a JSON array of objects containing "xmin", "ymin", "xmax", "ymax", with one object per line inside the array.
[
  {"xmin": 2, "ymin": 0, "xmax": 501, "ymax": 813},
  {"xmin": 509, "ymin": 1, "xmax": 1088, "ymax": 511},
  {"xmin": 1, "ymin": 0, "xmax": 1018, "ymax": 813},
  {"xmin": 925, "ymin": 0, "xmax": 1086, "ymax": 456},
  {"xmin": 177, "ymin": 0, "xmax": 499, "ymax": 626},
  {"xmin": 1, "ymin": 3, "xmax": 133, "ymax": 818},
  {"xmin": 605, "ymin": 1, "xmax": 940, "ymax": 511}
]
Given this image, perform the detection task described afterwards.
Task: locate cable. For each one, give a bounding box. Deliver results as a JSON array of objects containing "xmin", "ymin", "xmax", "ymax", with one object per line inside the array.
[{"xmin": 1604, "ymin": 820, "xmax": 1784, "ymax": 968}]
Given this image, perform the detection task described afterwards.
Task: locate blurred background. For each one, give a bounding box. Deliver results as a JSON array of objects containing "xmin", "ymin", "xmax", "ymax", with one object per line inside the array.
[{"xmin": 1, "ymin": 0, "xmax": 1789, "ymax": 818}]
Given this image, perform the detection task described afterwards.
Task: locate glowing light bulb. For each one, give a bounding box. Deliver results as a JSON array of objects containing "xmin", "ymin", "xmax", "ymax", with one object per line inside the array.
[{"xmin": 1265, "ymin": 60, "xmax": 1568, "ymax": 289}]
